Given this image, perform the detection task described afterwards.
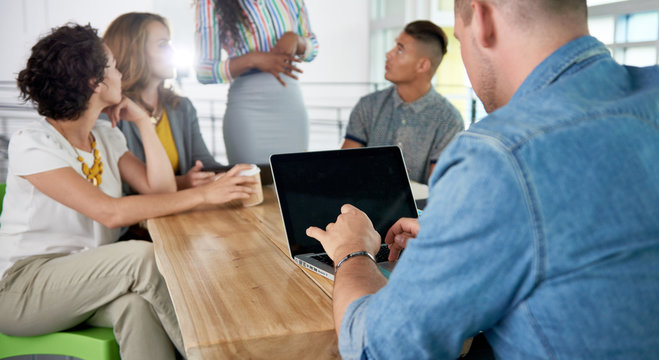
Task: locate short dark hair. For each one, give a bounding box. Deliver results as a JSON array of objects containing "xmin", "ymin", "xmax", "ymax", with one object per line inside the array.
[
  {"xmin": 455, "ymin": 0, "xmax": 587, "ymax": 26},
  {"xmin": 404, "ymin": 20, "xmax": 449, "ymax": 58},
  {"xmin": 17, "ymin": 23, "xmax": 108, "ymax": 120}
]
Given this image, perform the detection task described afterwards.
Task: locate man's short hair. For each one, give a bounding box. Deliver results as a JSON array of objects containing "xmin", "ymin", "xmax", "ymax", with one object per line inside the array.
[
  {"xmin": 455, "ymin": 0, "xmax": 587, "ymax": 25},
  {"xmin": 404, "ymin": 20, "xmax": 448, "ymax": 68}
]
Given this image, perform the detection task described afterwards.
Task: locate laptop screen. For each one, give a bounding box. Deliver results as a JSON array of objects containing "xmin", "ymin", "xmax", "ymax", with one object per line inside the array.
[{"xmin": 270, "ymin": 146, "xmax": 418, "ymax": 257}]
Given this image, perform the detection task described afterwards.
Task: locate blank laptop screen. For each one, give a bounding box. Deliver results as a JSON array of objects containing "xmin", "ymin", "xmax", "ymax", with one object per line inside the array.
[{"xmin": 270, "ymin": 146, "xmax": 418, "ymax": 257}]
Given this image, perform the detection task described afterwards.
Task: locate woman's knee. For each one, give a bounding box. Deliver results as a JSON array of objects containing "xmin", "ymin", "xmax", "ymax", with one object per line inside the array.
[
  {"xmin": 107, "ymin": 293, "xmax": 153, "ymax": 321},
  {"xmin": 114, "ymin": 241, "xmax": 163, "ymax": 284},
  {"xmin": 118, "ymin": 240, "xmax": 155, "ymax": 267}
]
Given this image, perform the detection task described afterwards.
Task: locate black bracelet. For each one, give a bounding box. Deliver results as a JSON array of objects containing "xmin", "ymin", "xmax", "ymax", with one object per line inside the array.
[{"xmin": 335, "ymin": 251, "xmax": 376, "ymax": 271}]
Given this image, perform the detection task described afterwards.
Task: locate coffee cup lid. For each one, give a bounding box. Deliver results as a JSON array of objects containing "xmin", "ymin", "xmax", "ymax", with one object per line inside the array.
[{"xmin": 239, "ymin": 164, "xmax": 260, "ymax": 176}]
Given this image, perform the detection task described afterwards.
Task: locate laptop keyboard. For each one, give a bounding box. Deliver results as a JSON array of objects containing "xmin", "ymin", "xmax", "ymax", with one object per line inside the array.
[
  {"xmin": 311, "ymin": 254, "xmax": 335, "ymax": 267},
  {"xmin": 311, "ymin": 245, "xmax": 390, "ymax": 267},
  {"xmin": 375, "ymin": 246, "xmax": 391, "ymax": 262}
]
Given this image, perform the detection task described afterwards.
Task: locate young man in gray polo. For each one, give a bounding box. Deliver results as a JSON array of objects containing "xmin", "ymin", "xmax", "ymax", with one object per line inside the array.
[{"xmin": 341, "ymin": 20, "xmax": 464, "ymax": 184}]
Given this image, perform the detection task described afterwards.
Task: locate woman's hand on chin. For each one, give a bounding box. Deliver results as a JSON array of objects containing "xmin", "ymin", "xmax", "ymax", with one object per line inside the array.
[{"xmin": 102, "ymin": 96, "xmax": 151, "ymax": 127}]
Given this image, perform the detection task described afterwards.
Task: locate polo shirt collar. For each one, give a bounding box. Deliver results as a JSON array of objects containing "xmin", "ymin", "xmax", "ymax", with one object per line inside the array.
[{"xmin": 393, "ymin": 86, "xmax": 439, "ymax": 114}]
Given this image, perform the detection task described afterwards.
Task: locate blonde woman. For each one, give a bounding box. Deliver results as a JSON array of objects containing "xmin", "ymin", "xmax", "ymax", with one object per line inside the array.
[
  {"xmin": 104, "ymin": 12, "xmax": 221, "ymax": 192},
  {"xmin": 0, "ymin": 23, "xmax": 254, "ymax": 359}
]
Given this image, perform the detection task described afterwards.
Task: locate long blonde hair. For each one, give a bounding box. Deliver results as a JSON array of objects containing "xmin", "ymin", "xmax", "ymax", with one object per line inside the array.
[{"xmin": 103, "ymin": 12, "xmax": 179, "ymax": 111}]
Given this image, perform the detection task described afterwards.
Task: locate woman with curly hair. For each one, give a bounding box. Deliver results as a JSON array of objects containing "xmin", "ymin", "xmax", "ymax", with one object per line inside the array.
[
  {"xmin": 195, "ymin": 0, "xmax": 318, "ymax": 164},
  {"xmin": 104, "ymin": 12, "xmax": 223, "ymax": 192},
  {"xmin": 0, "ymin": 23, "xmax": 255, "ymax": 359}
]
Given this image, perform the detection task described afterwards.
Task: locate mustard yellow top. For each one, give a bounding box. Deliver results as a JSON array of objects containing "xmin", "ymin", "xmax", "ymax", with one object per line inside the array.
[{"xmin": 155, "ymin": 110, "xmax": 180, "ymax": 172}]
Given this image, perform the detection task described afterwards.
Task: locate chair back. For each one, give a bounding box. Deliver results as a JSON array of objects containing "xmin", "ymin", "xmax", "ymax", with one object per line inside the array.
[{"xmin": 0, "ymin": 182, "xmax": 5, "ymax": 214}]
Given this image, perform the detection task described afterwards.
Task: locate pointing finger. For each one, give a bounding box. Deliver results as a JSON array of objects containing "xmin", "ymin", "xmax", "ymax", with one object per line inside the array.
[
  {"xmin": 306, "ymin": 226, "xmax": 326, "ymax": 241},
  {"xmin": 341, "ymin": 204, "xmax": 359, "ymax": 214}
]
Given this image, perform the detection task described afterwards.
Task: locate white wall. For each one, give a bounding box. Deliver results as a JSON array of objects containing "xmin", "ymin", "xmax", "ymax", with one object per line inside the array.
[
  {"xmin": 0, "ymin": 0, "xmax": 370, "ymax": 84},
  {"xmin": 301, "ymin": 0, "xmax": 370, "ymax": 83},
  {"xmin": 0, "ymin": 0, "xmax": 155, "ymax": 81}
]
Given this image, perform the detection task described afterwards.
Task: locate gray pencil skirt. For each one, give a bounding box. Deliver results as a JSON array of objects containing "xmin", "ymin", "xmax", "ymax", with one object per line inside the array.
[{"xmin": 223, "ymin": 71, "xmax": 309, "ymax": 164}]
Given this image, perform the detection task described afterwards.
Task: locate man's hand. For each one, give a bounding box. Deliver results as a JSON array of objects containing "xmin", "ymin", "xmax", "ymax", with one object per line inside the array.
[
  {"xmin": 384, "ymin": 218, "xmax": 420, "ymax": 261},
  {"xmin": 306, "ymin": 204, "xmax": 381, "ymax": 263}
]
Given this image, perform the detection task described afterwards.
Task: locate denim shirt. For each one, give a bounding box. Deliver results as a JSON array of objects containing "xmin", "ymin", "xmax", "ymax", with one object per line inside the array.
[{"xmin": 338, "ymin": 36, "xmax": 659, "ymax": 359}]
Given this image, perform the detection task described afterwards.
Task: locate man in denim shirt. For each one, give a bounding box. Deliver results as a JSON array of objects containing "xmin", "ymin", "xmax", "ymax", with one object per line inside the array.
[{"xmin": 307, "ymin": 0, "xmax": 659, "ymax": 359}]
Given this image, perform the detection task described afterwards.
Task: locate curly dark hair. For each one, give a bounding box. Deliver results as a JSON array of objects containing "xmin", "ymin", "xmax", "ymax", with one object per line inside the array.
[
  {"xmin": 16, "ymin": 23, "xmax": 108, "ymax": 120},
  {"xmin": 213, "ymin": 0, "xmax": 248, "ymax": 47}
]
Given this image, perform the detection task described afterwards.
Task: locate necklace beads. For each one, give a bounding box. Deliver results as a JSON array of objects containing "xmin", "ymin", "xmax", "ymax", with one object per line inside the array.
[{"xmin": 74, "ymin": 138, "xmax": 103, "ymax": 186}]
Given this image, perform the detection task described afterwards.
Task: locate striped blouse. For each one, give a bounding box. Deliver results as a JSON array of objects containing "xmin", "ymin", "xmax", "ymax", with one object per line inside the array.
[{"xmin": 195, "ymin": 0, "xmax": 319, "ymax": 84}]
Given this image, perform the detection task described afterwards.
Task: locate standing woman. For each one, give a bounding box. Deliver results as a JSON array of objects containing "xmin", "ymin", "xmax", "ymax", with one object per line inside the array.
[
  {"xmin": 0, "ymin": 23, "xmax": 254, "ymax": 359},
  {"xmin": 104, "ymin": 12, "xmax": 221, "ymax": 191},
  {"xmin": 195, "ymin": 0, "xmax": 319, "ymax": 164}
]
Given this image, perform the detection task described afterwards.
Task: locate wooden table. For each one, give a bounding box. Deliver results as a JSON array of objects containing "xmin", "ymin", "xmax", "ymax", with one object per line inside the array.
[{"xmin": 147, "ymin": 186, "xmax": 338, "ymax": 359}]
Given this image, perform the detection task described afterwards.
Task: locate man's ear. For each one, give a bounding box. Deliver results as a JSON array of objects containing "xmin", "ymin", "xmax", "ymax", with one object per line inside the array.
[
  {"xmin": 417, "ymin": 57, "xmax": 431, "ymax": 74},
  {"xmin": 471, "ymin": 0, "xmax": 496, "ymax": 49}
]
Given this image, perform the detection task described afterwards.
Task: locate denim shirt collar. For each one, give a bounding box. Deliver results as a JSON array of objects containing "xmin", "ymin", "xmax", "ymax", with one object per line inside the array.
[
  {"xmin": 510, "ymin": 36, "xmax": 610, "ymax": 103},
  {"xmin": 392, "ymin": 86, "xmax": 439, "ymax": 113}
]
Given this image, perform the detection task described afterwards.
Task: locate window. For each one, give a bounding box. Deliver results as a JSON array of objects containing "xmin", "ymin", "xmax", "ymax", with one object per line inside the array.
[
  {"xmin": 589, "ymin": 1, "xmax": 659, "ymax": 66},
  {"xmin": 371, "ymin": 0, "xmax": 406, "ymax": 20},
  {"xmin": 369, "ymin": 0, "xmax": 659, "ymax": 125}
]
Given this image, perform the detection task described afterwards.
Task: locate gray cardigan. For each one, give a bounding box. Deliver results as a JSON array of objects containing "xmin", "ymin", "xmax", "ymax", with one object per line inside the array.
[{"xmin": 117, "ymin": 96, "xmax": 223, "ymax": 193}]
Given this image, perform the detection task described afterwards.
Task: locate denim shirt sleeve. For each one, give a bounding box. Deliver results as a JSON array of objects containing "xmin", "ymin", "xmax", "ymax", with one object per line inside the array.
[
  {"xmin": 337, "ymin": 132, "xmax": 540, "ymax": 359},
  {"xmin": 338, "ymin": 294, "xmax": 373, "ymax": 359}
]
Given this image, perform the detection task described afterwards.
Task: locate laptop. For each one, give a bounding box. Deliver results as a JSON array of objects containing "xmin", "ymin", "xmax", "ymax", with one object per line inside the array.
[{"xmin": 270, "ymin": 146, "xmax": 418, "ymax": 280}]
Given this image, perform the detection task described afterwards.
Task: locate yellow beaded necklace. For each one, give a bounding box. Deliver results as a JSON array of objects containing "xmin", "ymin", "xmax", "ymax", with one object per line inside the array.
[
  {"xmin": 62, "ymin": 132, "xmax": 103, "ymax": 186},
  {"xmin": 72, "ymin": 135, "xmax": 103, "ymax": 186},
  {"xmin": 53, "ymin": 120, "xmax": 103, "ymax": 186}
]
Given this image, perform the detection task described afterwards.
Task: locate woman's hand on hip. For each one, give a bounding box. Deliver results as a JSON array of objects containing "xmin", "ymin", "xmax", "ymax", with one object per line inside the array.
[
  {"xmin": 252, "ymin": 52, "xmax": 302, "ymax": 86},
  {"xmin": 272, "ymin": 32, "xmax": 301, "ymax": 57}
]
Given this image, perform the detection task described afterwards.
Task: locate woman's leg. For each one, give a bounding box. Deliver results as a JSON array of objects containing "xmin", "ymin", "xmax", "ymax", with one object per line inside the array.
[
  {"xmin": 87, "ymin": 293, "xmax": 176, "ymax": 359},
  {"xmin": 0, "ymin": 240, "xmax": 184, "ymax": 359}
]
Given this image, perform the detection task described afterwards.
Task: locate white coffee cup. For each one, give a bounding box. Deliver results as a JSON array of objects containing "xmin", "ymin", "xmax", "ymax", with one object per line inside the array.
[{"xmin": 239, "ymin": 164, "xmax": 263, "ymax": 207}]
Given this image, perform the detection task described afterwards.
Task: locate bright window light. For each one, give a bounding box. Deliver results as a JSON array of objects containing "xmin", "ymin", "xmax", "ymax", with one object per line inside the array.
[{"xmin": 173, "ymin": 47, "xmax": 194, "ymax": 70}]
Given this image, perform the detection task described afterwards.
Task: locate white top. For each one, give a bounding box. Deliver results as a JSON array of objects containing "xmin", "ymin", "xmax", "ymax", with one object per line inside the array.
[{"xmin": 0, "ymin": 119, "xmax": 128, "ymax": 278}]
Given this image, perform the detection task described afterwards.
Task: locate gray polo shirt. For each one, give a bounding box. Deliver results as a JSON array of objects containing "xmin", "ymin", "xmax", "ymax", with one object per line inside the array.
[{"xmin": 345, "ymin": 86, "xmax": 464, "ymax": 183}]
